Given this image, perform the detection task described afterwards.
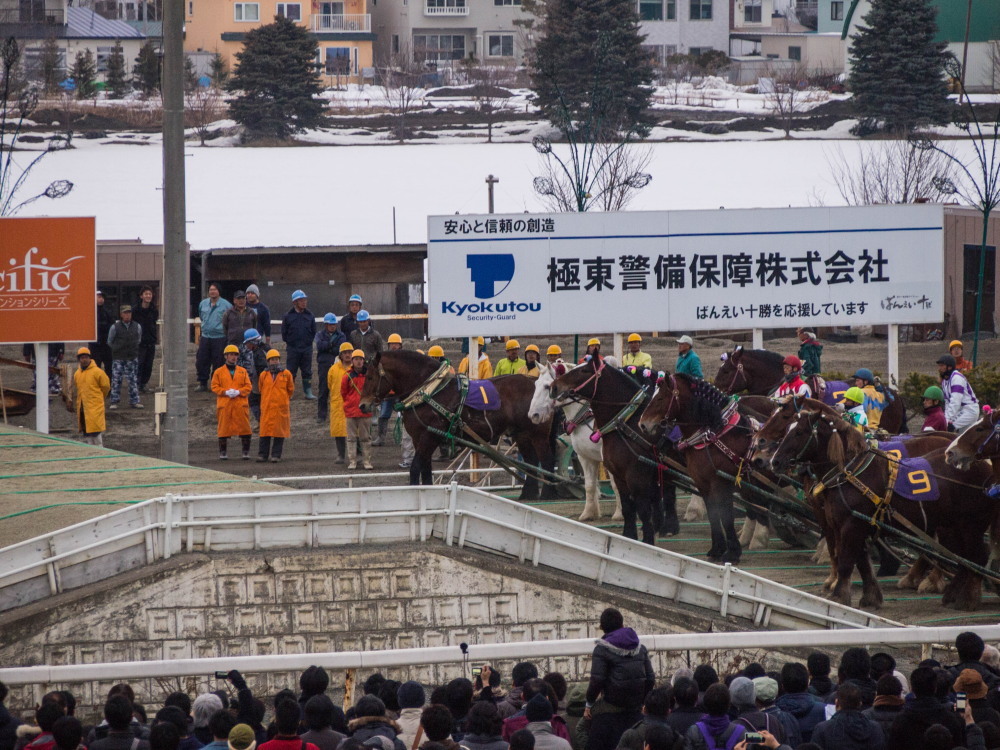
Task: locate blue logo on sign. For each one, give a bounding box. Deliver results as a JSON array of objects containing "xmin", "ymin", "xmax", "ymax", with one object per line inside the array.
[{"xmin": 467, "ymin": 254, "xmax": 515, "ymax": 299}]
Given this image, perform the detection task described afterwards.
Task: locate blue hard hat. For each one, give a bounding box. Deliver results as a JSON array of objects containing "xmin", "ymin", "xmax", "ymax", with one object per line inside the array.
[
  {"xmin": 323, "ymin": 313, "xmax": 338, "ymax": 325},
  {"xmin": 357, "ymin": 310, "xmax": 370, "ymax": 322},
  {"xmin": 349, "ymin": 294, "xmax": 363, "ymax": 303},
  {"xmin": 852, "ymin": 368, "xmax": 874, "ymax": 382},
  {"xmin": 243, "ymin": 328, "xmax": 260, "ymax": 342},
  {"xmin": 292, "ymin": 289, "xmax": 307, "ymax": 301}
]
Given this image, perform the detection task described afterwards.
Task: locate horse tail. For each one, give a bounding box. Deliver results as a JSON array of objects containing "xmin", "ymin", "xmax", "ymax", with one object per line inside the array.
[{"xmin": 897, "ymin": 393, "xmax": 909, "ymax": 434}]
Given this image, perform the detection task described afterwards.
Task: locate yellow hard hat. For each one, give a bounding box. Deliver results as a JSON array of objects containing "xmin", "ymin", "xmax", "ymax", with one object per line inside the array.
[
  {"xmin": 224, "ymin": 344, "xmax": 240, "ymax": 355},
  {"xmin": 949, "ymin": 340, "xmax": 964, "ymax": 350},
  {"xmin": 506, "ymin": 339, "xmax": 520, "ymax": 350},
  {"xmin": 266, "ymin": 349, "xmax": 281, "ymax": 360},
  {"xmin": 627, "ymin": 333, "xmax": 641, "ymax": 343},
  {"xmin": 351, "ymin": 349, "xmax": 366, "ymax": 359},
  {"xmin": 587, "ymin": 338, "xmax": 600, "ymax": 347},
  {"xmin": 525, "ymin": 344, "xmax": 540, "ymax": 354},
  {"xmin": 339, "ymin": 342, "xmax": 354, "ymax": 353},
  {"xmin": 387, "ymin": 333, "xmax": 402, "ymax": 344},
  {"xmin": 428, "ymin": 345, "xmax": 445, "ymax": 357},
  {"xmin": 476, "ymin": 336, "xmax": 485, "ymax": 345},
  {"xmin": 547, "ymin": 345, "xmax": 562, "ymax": 356},
  {"xmin": 76, "ymin": 347, "xmax": 91, "ymax": 357}
]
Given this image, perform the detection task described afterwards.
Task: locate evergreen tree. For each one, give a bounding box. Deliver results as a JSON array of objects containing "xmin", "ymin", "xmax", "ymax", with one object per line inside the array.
[
  {"xmin": 529, "ymin": 0, "xmax": 653, "ymax": 139},
  {"xmin": 209, "ymin": 52, "xmax": 229, "ymax": 89},
  {"xmin": 71, "ymin": 49, "xmax": 97, "ymax": 99},
  {"xmin": 106, "ymin": 40, "xmax": 128, "ymax": 99},
  {"xmin": 40, "ymin": 36, "xmax": 62, "ymax": 94},
  {"xmin": 133, "ymin": 40, "xmax": 160, "ymax": 96},
  {"xmin": 183, "ymin": 54, "xmax": 198, "ymax": 93},
  {"xmin": 226, "ymin": 15, "xmax": 325, "ymax": 141},
  {"xmin": 848, "ymin": 0, "xmax": 953, "ymax": 134}
]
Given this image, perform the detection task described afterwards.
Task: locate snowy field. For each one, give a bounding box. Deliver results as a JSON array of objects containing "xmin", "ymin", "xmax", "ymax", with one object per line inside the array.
[{"xmin": 10, "ymin": 138, "xmax": 983, "ymax": 250}]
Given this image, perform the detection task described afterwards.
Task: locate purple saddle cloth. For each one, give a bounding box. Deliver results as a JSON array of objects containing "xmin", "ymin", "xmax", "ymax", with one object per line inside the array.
[
  {"xmin": 878, "ymin": 439, "xmax": 911, "ymax": 458},
  {"xmin": 465, "ymin": 379, "xmax": 502, "ymax": 411},
  {"xmin": 892, "ymin": 456, "xmax": 939, "ymax": 502}
]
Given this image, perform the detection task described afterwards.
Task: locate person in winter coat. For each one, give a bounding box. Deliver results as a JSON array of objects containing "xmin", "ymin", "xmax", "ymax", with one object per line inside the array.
[
  {"xmin": 775, "ymin": 663, "xmax": 827, "ymax": 744},
  {"xmin": 921, "ymin": 386, "xmax": 948, "ymax": 432},
  {"xmin": 348, "ymin": 311, "xmax": 384, "ymax": 362},
  {"xmin": 282, "ymin": 290, "xmax": 317, "ymax": 400},
  {"xmin": 460, "ymin": 702, "xmax": 507, "ymax": 750},
  {"xmin": 938, "ymin": 354, "xmax": 980, "ymax": 432},
  {"xmin": 211, "ymin": 345, "xmax": 253, "ymax": 460},
  {"xmin": 729, "ymin": 679, "xmax": 786, "ymax": 745},
  {"xmin": 221, "ymin": 291, "xmax": 258, "ymax": 347},
  {"xmin": 327, "ymin": 343, "xmax": 353, "ymax": 464},
  {"xmin": 948, "ymin": 632, "xmax": 1000, "ymax": 691},
  {"xmin": 807, "ymin": 654, "xmax": 835, "ymax": 702},
  {"xmin": 107, "ymin": 305, "xmax": 143, "ymax": 409},
  {"xmin": 584, "ymin": 609, "xmax": 655, "ymax": 750},
  {"xmin": 259, "ymin": 700, "xmax": 318, "ymax": 750},
  {"xmin": 133, "ymin": 286, "xmax": 159, "ymax": 393},
  {"xmin": 887, "ymin": 667, "xmax": 960, "ymax": 750},
  {"xmin": 459, "ymin": 339, "xmax": 493, "ymax": 380},
  {"xmin": 810, "ymin": 683, "xmax": 884, "ymax": 750},
  {"xmin": 683, "ymin": 684, "xmax": 745, "ymax": 750},
  {"xmin": 797, "ymin": 329, "xmax": 823, "ymax": 379},
  {"xmin": 835, "ymin": 648, "xmax": 878, "ymax": 709},
  {"xmin": 342, "ymin": 350, "xmax": 373, "ymax": 471},
  {"xmin": 0, "ymin": 681, "xmax": 22, "ymax": 750},
  {"xmin": 339, "ymin": 295, "xmax": 364, "ymax": 339},
  {"xmin": 949, "ymin": 340, "xmax": 974, "ymax": 373},
  {"xmin": 675, "ymin": 336, "xmax": 702, "ymax": 379},
  {"xmin": 613, "ymin": 687, "xmax": 675, "ymax": 750},
  {"xmin": 348, "ymin": 698, "xmax": 405, "ymax": 750},
  {"xmin": 498, "ymin": 664, "xmax": 539, "ymax": 721},
  {"xmin": 395, "ymin": 682, "xmax": 425, "ymax": 750},
  {"xmin": 73, "ymin": 348, "xmax": 111, "ymax": 446},
  {"xmin": 90, "ymin": 290, "xmax": 116, "ymax": 372},
  {"xmin": 196, "ymin": 283, "xmax": 233, "ymax": 391},
  {"xmin": 315, "ymin": 313, "xmax": 346, "ymax": 424},
  {"xmin": 89, "ymin": 696, "xmax": 151, "ymax": 750},
  {"xmin": 664, "ymin": 679, "xmax": 701, "ymax": 738},
  {"xmin": 245, "ymin": 285, "xmax": 272, "ymax": 344},
  {"xmin": 522, "ymin": 696, "xmax": 570, "ymax": 750},
  {"xmin": 16, "ymin": 703, "xmax": 63, "ymax": 750},
  {"xmin": 501, "ymin": 681, "xmax": 569, "ymax": 744},
  {"xmin": 258, "ymin": 350, "xmax": 294, "ymax": 463},
  {"xmin": 300, "ymin": 695, "xmax": 345, "ymax": 750},
  {"xmin": 862, "ymin": 676, "xmax": 905, "ymax": 742},
  {"xmin": 954, "ymin": 669, "xmax": 1000, "ymax": 727},
  {"xmin": 238, "ymin": 329, "xmax": 268, "ymax": 425}
]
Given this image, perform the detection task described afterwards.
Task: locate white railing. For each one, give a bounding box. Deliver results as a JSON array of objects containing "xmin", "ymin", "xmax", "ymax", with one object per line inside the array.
[
  {"xmin": 310, "ymin": 13, "xmax": 371, "ymax": 31},
  {"xmin": 2, "ymin": 625, "xmax": 995, "ymax": 685},
  {"xmin": 0, "ymin": 484, "xmax": 901, "ymax": 631},
  {"xmin": 262, "ymin": 466, "xmax": 520, "ymax": 489},
  {"xmin": 424, "ymin": 4, "xmax": 469, "ymax": 14}
]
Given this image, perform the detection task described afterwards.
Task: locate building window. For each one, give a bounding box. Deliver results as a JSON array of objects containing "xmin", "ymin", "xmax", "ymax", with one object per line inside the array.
[
  {"xmin": 326, "ymin": 47, "xmax": 350, "ymax": 74},
  {"xmin": 187, "ymin": 0, "xmax": 192, "ymax": 14},
  {"xmin": 665, "ymin": 0, "xmax": 675, "ymax": 18},
  {"xmin": 426, "ymin": 0, "xmax": 465, "ymax": 7},
  {"xmin": 638, "ymin": 0, "xmax": 662, "ymax": 20},
  {"xmin": 665, "ymin": 44, "xmax": 677, "ymax": 56},
  {"xmin": 689, "ymin": 0, "xmax": 711, "ymax": 19},
  {"xmin": 494, "ymin": 0, "xmax": 522, "ymax": 6},
  {"xmin": 392, "ymin": 34, "xmax": 399, "ymax": 53},
  {"xmin": 413, "ymin": 34, "xmax": 465, "ymax": 61},
  {"xmin": 277, "ymin": 2, "xmax": 301, "ymax": 19},
  {"xmin": 743, "ymin": 0, "xmax": 761, "ymax": 23},
  {"xmin": 689, "ymin": 46, "xmax": 712, "ymax": 56},
  {"xmin": 788, "ymin": 45, "xmax": 801, "ymax": 60},
  {"xmin": 487, "ymin": 33, "xmax": 514, "ymax": 56},
  {"xmin": 96, "ymin": 45, "xmax": 113, "ymax": 72},
  {"xmin": 234, "ymin": 2, "xmax": 258, "ymax": 20},
  {"xmin": 830, "ymin": 0, "xmax": 843, "ymax": 19}
]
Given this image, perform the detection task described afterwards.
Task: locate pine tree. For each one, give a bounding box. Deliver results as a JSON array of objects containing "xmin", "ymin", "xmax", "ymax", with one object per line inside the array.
[
  {"xmin": 529, "ymin": 0, "xmax": 653, "ymax": 139},
  {"xmin": 133, "ymin": 40, "xmax": 160, "ymax": 96},
  {"xmin": 226, "ymin": 15, "xmax": 325, "ymax": 141},
  {"xmin": 71, "ymin": 49, "xmax": 97, "ymax": 99},
  {"xmin": 848, "ymin": 0, "xmax": 953, "ymax": 134},
  {"xmin": 183, "ymin": 54, "xmax": 199, "ymax": 93},
  {"xmin": 40, "ymin": 36, "xmax": 62, "ymax": 94},
  {"xmin": 209, "ymin": 52, "xmax": 229, "ymax": 89},
  {"xmin": 106, "ymin": 40, "xmax": 128, "ymax": 99}
]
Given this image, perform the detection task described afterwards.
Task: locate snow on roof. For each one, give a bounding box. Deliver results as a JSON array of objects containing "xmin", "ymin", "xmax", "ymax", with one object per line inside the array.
[{"xmin": 65, "ymin": 7, "xmax": 145, "ymax": 38}]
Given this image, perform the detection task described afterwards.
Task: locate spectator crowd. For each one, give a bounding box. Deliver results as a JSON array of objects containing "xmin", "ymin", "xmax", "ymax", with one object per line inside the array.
[{"xmin": 1, "ymin": 616, "xmax": 998, "ymax": 750}]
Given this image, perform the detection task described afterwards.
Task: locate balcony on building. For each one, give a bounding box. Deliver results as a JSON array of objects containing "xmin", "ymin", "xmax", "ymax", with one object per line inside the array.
[
  {"xmin": 0, "ymin": 1, "xmax": 66, "ymax": 36},
  {"xmin": 424, "ymin": 0, "xmax": 468, "ymax": 16},
  {"xmin": 310, "ymin": 13, "xmax": 371, "ymax": 31}
]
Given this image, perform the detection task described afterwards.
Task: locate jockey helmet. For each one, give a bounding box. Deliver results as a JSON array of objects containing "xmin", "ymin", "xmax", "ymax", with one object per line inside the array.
[
  {"xmin": 923, "ymin": 385, "xmax": 944, "ymax": 401},
  {"xmin": 627, "ymin": 333, "xmax": 641, "ymax": 343},
  {"xmin": 428, "ymin": 345, "xmax": 445, "ymax": 358},
  {"xmin": 224, "ymin": 345, "xmax": 239, "ymax": 355},
  {"xmin": 547, "ymin": 345, "xmax": 562, "ymax": 356},
  {"xmin": 387, "ymin": 333, "xmax": 402, "ymax": 344},
  {"xmin": 852, "ymin": 368, "xmax": 874, "ymax": 382},
  {"xmin": 937, "ymin": 354, "xmax": 956, "ymax": 368},
  {"xmin": 783, "ymin": 355, "xmax": 802, "ymax": 369},
  {"xmin": 843, "ymin": 386, "xmax": 865, "ymax": 404}
]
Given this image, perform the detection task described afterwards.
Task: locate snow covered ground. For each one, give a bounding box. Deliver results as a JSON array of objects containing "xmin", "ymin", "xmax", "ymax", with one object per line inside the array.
[{"xmin": 10, "ymin": 138, "xmax": 983, "ymax": 250}]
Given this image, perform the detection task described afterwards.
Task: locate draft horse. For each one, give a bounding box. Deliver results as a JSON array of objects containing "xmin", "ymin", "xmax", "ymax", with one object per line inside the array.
[
  {"xmin": 549, "ymin": 357, "xmax": 677, "ymax": 545},
  {"xmin": 358, "ymin": 350, "xmax": 557, "ymax": 499},
  {"xmin": 770, "ymin": 405, "xmax": 996, "ymax": 610}
]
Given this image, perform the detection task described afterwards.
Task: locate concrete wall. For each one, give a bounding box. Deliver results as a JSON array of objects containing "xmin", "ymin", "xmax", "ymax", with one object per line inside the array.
[{"xmin": 0, "ymin": 543, "xmax": 777, "ymax": 722}]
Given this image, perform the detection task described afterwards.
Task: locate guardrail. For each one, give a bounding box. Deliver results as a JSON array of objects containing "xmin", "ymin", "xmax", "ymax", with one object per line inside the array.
[
  {"xmin": 0, "ymin": 483, "xmax": 901, "ymax": 630},
  {"xmin": 2, "ymin": 624, "xmax": 994, "ymax": 685}
]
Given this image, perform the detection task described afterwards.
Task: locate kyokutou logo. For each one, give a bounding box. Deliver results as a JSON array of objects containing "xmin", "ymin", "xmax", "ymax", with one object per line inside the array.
[
  {"xmin": 0, "ymin": 246, "xmax": 85, "ymax": 310},
  {"xmin": 467, "ymin": 253, "xmax": 515, "ymax": 299}
]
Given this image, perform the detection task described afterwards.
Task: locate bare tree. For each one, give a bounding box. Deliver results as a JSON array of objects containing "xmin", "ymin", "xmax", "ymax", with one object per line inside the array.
[
  {"xmin": 828, "ymin": 138, "xmax": 956, "ymax": 205},
  {"xmin": 465, "ymin": 60, "xmax": 515, "ymax": 143},
  {"xmin": 186, "ymin": 86, "xmax": 225, "ymax": 146},
  {"xmin": 534, "ymin": 141, "xmax": 652, "ymax": 212},
  {"xmin": 374, "ymin": 46, "xmax": 426, "ymax": 143},
  {"xmin": 762, "ymin": 62, "xmax": 825, "ymax": 138}
]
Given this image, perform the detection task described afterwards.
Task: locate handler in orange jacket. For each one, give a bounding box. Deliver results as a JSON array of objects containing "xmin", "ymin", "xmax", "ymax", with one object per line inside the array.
[
  {"xmin": 258, "ymin": 348, "xmax": 295, "ymax": 463},
  {"xmin": 212, "ymin": 344, "xmax": 253, "ymax": 460}
]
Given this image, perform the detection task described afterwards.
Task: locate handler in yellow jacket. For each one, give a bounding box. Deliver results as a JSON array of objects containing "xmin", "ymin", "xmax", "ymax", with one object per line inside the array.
[
  {"xmin": 327, "ymin": 342, "xmax": 353, "ymax": 463},
  {"xmin": 212, "ymin": 344, "xmax": 253, "ymax": 460},
  {"xmin": 517, "ymin": 344, "xmax": 542, "ymax": 378},
  {"xmin": 621, "ymin": 333, "xmax": 653, "ymax": 370},
  {"xmin": 258, "ymin": 349, "xmax": 295, "ymax": 463},
  {"xmin": 73, "ymin": 347, "xmax": 110, "ymax": 447},
  {"xmin": 458, "ymin": 337, "xmax": 493, "ymax": 379}
]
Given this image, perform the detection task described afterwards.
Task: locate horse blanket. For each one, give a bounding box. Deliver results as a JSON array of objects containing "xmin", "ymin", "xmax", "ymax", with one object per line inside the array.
[
  {"xmin": 465, "ymin": 379, "xmax": 502, "ymax": 411},
  {"xmin": 891, "ymin": 456, "xmax": 940, "ymax": 502}
]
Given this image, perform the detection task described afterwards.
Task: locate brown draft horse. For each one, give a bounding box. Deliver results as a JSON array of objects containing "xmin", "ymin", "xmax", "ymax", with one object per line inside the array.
[
  {"xmin": 769, "ymin": 405, "xmax": 996, "ymax": 610},
  {"xmin": 549, "ymin": 358, "xmax": 677, "ymax": 545},
  {"xmin": 638, "ymin": 373, "xmax": 779, "ymax": 565},
  {"xmin": 358, "ymin": 350, "xmax": 557, "ymax": 500},
  {"xmin": 715, "ymin": 346, "xmax": 908, "ymax": 434}
]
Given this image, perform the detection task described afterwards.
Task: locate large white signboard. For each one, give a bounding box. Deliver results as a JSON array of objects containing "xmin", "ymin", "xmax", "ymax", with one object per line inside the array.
[{"xmin": 427, "ymin": 205, "xmax": 944, "ymax": 338}]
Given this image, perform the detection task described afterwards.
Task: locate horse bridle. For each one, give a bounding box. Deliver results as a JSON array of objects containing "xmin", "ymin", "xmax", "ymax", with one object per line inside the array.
[
  {"xmin": 552, "ymin": 358, "xmax": 605, "ymax": 404},
  {"xmin": 773, "ymin": 410, "xmax": 822, "ymax": 468},
  {"xmin": 655, "ymin": 374, "xmax": 681, "ymax": 432},
  {"xmin": 974, "ymin": 417, "xmax": 1000, "ymax": 458},
  {"xmin": 719, "ymin": 356, "xmax": 747, "ymax": 394}
]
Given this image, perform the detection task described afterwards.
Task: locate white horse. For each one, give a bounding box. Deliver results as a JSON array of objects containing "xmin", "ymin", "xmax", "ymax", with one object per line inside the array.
[{"xmin": 528, "ymin": 361, "xmax": 623, "ymax": 522}]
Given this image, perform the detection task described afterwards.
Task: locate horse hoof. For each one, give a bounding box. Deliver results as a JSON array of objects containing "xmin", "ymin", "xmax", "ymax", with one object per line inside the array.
[
  {"xmin": 722, "ymin": 554, "xmax": 741, "ymax": 565},
  {"xmin": 859, "ymin": 592, "xmax": 884, "ymax": 609},
  {"xmin": 707, "ymin": 554, "xmax": 723, "ymax": 564},
  {"xmin": 578, "ymin": 510, "xmax": 599, "ymax": 522},
  {"xmin": 662, "ymin": 518, "xmax": 680, "ymax": 536},
  {"xmin": 612, "ymin": 512, "xmax": 624, "ymax": 522}
]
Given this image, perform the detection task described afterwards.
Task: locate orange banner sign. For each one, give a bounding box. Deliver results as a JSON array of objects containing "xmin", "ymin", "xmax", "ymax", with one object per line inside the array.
[{"xmin": 0, "ymin": 217, "xmax": 97, "ymax": 344}]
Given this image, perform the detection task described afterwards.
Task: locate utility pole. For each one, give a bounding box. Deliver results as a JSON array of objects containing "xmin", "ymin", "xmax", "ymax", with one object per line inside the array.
[
  {"xmin": 485, "ymin": 174, "xmax": 499, "ymax": 213},
  {"xmin": 160, "ymin": 0, "xmax": 189, "ymax": 463}
]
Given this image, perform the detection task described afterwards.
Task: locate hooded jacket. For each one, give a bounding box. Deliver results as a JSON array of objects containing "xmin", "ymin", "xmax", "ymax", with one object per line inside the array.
[
  {"xmin": 809, "ymin": 676, "xmax": 835, "ymax": 701},
  {"xmin": 886, "ymin": 696, "xmax": 963, "ymax": 750},
  {"xmin": 798, "ymin": 338, "xmax": 823, "ymax": 377},
  {"xmin": 348, "ymin": 716, "xmax": 406, "ymax": 750},
  {"xmin": 775, "ymin": 691, "xmax": 827, "ymax": 743},
  {"xmin": 861, "ymin": 703, "xmax": 904, "ymax": 739},
  {"xmin": 524, "ymin": 723, "xmax": 570, "ymax": 750},
  {"xmin": 585, "ymin": 628, "xmax": 655, "ymax": 711},
  {"xmin": 810, "ymin": 709, "xmax": 884, "ymax": 750},
  {"xmin": 613, "ymin": 716, "xmax": 675, "ymax": 750}
]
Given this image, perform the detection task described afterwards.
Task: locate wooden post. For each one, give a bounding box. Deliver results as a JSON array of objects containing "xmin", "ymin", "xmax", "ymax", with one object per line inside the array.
[
  {"xmin": 613, "ymin": 333, "xmax": 624, "ymax": 362},
  {"xmin": 752, "ymin": 328, "xmax": 763, "ymax": 350},
  {"xmin": 343, "ymin": 668, "xmax": 356, "ymax": 713},
  {"xmin": 888, "ymin": 323, "xmax": 899, "ymax": 386}
]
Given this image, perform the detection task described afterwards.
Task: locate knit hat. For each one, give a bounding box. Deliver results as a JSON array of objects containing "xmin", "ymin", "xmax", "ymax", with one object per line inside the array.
[
  {"xmin": 954, "ymin": 668, "xmax": 988, "ymax": 699},
  {"xmin": 228, "ymin": 724, "xmax": 256, "ymax": 750},
  {"xmin": 246, "ymin": 284, "xmax": 260, "ymax": 296},
  {"xmin": 729, "ymin": 677, "xmax": 755, "ymax": 710},
  {"xmin": 525, "ymin": 693, "xmax": 552, "ymax": 722},
  {"xmin": 397, "ymin": 681, "xmax": 425, "ymax": 709},
  {"xmin": 752, "ymin": 677, "xmax": 779, "ymax": 703}
]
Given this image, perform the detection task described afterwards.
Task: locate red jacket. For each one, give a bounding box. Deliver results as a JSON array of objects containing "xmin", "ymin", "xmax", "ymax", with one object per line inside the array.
[
  {"xmin": 341, "ymin": 368, "xmax": 367, "ymax": 418},
  {"xmin": 922, "ymin": 405, "xmax": 948, "ymax": 432}
]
